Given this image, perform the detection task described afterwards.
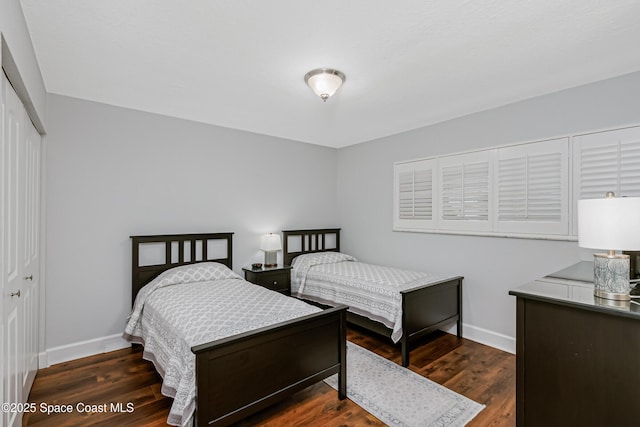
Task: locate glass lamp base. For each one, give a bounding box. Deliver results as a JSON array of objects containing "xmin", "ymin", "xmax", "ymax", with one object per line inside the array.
[
  {"xmin": 264, "ymin": 251, "xmax": 277, "ymax": 268},
  {"xmin": 593, "ymin": 253, "xmax": 630, "ymax": 301}
]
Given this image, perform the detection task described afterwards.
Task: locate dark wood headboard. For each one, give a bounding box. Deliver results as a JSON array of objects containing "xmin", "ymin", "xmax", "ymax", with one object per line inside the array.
[
  {"xmin": 282, "ymin": 229, "xmax": 340, "ymax": 266},
  {"xmin": 130, "ymin": 232, "xmax": 233, "ymax": 303}
]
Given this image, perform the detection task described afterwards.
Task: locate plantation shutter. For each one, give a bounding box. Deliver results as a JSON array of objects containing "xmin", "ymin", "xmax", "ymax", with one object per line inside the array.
[
  {"xmin": 577, "ymin": 134, "xmax": 640, "ymax": 199},
  {"xmin": 438, "ymin": 151, "xmax": 492, "ymax": 231},
  {"xmin": 573, "ymin": 126, "xmax": 640, "ymax": 235},
  {"xmin": 496, "ymin": 138, "xmax": 568, "ymax": 235},
  {"xmin": 398, "ymin": 169, "xmax": 432, "ymax": 219},
  {"xmin": 393, "ymin": 159, "xmax": 436, "ymax": 230},
  {"xmin": 621, "ymin": 140, "xmax": 640, "ymax": 195},
  {"xmin": 392, "ymin": 125, "xmax": 639, "ymax": 239}
]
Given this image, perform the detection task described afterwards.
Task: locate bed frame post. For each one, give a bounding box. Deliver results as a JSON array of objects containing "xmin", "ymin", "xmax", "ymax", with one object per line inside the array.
[
  {"xmin": 338, "ymin": 306, "xmax": 347, "ymax": 399},
  {"xmin": 457, "ymin": 278, "xmax": 463, "ymax": 339},
  {"xmin": 131, "ymin": 237, "xmax": 140, "ymax": 306},
  {"xmin": 401, "ymin": 296, "xmax": 409, "ymax": 367}
]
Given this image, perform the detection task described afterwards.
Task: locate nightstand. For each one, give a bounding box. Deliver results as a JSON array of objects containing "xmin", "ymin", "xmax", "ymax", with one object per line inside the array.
[{"xmin": 242, "ymin": 265, "xmax": 292, "ymax": 295}]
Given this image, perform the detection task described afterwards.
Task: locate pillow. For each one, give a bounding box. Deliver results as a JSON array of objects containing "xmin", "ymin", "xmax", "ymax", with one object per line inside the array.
[
  {"xmin": 126, "ymin": 262, "xmax": 241, "ymax": 338},
  {"xmin": 151, "ymin": 262, "xmax": 241, "ymax": 288},
  {"xmin": 292, "ymin": 251, "xmax": 356, "ymax": 268}
]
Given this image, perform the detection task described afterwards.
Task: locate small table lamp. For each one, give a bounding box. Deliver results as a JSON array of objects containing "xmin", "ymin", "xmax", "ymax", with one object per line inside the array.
[
  {"xmin": 578, "ymin": 192, "xmax": 640, "ymax": 300},
  {"xmin": 260, "ymin": 233, "xmax": 282, "ymax": 268}
]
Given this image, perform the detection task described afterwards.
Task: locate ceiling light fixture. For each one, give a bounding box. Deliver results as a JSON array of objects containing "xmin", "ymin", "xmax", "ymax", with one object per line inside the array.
[{"xmin": 304, "ymin": 68, "xmax": 346, "ymax": 102}]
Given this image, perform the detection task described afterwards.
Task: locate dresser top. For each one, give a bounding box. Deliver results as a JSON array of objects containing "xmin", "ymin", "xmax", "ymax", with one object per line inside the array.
[
  {"xmin": 509, "ymin": 261, "xmax": 640, "ymax": 319},
  {"xmin": 546, "ymin": 261, "xmax": 594, "ymax": 282}
]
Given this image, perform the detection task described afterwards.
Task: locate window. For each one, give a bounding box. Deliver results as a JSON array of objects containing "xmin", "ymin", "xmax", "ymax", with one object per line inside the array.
[
  {"xmin": 393, "ymin": 159, "xmax": 436, "ymax": 230},
  {"xmin": 393, "ymin": 138, "xmax": 569, "ymax": 238},
  {"xmin": 572, "ymin": 126, "xmax": 640, "ymax": 235},
  {"xmin": 393, "ymin": 126, "xmax": 639, "ymax": 240},
  {"xmin": 438, "ymin": 151, "xmax": 492, "ymax": 231},
  {"xmin": 496, "ymin": 138, "xmax": 568, "ymax": 236}
]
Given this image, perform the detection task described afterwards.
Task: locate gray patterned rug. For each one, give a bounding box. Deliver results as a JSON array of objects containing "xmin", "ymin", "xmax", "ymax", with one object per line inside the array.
[{"xmin": 324, "ymin": 342, "xmax": 485, "ymax": 427}]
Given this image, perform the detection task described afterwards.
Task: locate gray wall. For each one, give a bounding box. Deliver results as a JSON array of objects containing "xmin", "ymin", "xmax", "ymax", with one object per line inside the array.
[
  {"xmin": 45, "ymin": 94, "xmax": 338, "ymax": 352},
  {"xmin": 336, "ymin": 71, "xmax": 640, "ymax": 351},
  {"xmin": 44, "ymin": 70, "xmax": 640, "ymax": 358}
]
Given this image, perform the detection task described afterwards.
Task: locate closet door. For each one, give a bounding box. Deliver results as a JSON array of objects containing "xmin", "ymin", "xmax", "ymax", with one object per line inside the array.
[
  {"xmin": 1, "ymin": 73, "xmax": 40, "ymax": 427},
  {"xmin": 22, "ymin": 113, "xmax": 40, "ymax": 397}
]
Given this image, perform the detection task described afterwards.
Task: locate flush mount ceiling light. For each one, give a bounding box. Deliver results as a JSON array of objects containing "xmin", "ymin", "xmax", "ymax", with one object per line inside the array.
[{"xmin": 304, "ymin": 68, "xmax": 346, "ymax": 102}]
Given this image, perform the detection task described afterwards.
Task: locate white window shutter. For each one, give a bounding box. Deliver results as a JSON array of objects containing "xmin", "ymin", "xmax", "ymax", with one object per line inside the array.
[
  {"xmin": 438, "ymin": 151, "xmax": 492, "ymax": 231},
  {"xmin": 398, "ymin": 169, "xmax": 432, "ymax": 220},
  {"xmin": 578, "ymin": 142, "xmax": 620, "ymax": 199},
  {"xmin": 393, "ymin": 159, "xmax": 436, "ymax": 230},
  {"xmin": 497, "ymin": 156, "xmax": 527, "ymax": 220},
  {"xmin": 527, "ymin": 152, "xmax": 563, "ymax": 221},
  {"xmin": 573, "ymin": 126, "xmax": 640, "ymax": 235},
  {"xmin": 441, "ymin": 164, "xmax": 464, "ymax": 220},
  {"xmin": 496, "ymin": 138, "xmax": 569, "ymax": 235},
  {"xmin": 620, "ymin": 139, "xmax": 640, "ymax": 195}
]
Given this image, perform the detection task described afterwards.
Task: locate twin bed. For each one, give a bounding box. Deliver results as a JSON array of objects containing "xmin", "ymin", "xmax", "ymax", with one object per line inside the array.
[
  {"xmin": 124, "ymin": 229, "xmax": 463, "ymax": 426},
  {"xmin": 283, "ymin": 229, "xmax": 463, "ymax": 368},
  {"xmin": 125, "ymin": 233, "xmax": 347, "ymax": 427}
]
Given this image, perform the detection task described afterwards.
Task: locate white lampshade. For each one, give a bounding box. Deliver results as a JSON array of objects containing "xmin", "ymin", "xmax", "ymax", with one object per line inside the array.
[
  {"xmin": 260, "ymin": 233, "xmax": 282, "ymax": 252},
  {"xmin": 304, "ymin": 68, "xmax": 345, "ymax": 102},
  {"xmin": 578, "ymin": 196, "xmax": 640, "ymax": 250}
]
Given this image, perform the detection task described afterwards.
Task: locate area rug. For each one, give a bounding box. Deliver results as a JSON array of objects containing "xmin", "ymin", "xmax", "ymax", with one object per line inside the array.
[{"xmin": 324, "ymin": 342, "xmax": 485, "ymax": 427}]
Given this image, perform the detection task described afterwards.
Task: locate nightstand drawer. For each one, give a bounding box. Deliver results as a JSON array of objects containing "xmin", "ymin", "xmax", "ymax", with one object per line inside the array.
[
  {"xmin": 243, "ymin": 266, "xmax": 292, "ymax": 295},
  {"xmin": 251, "ymin": 271, "xmax": 289, "ymax": 292}
]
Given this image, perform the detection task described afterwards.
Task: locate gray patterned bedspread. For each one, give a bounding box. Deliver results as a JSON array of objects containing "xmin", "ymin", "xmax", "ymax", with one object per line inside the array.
[
  {"xmin": 123, "ymin": 262, "xmax": 321, "ymax": 427},
  {"xmin": 291, "ymin": 252, "xmax": 448, "ymax": 343}
]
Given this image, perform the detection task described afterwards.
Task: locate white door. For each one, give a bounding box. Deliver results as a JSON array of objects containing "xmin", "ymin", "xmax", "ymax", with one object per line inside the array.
[
  {"xmin": 2, "ymin": 73, "xmax": 40, "ymax": 427},
  {"xmin": 22, "ymin": 111, "xmax": 40, "ymax": 395}
]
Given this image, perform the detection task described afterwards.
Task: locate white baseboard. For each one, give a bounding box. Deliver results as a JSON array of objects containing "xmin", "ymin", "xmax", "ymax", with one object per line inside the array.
[
  {"xmin": 38, "ymin": 352, "xmax": 48, "ymax": 368},
  {"xmin": 444, "ymin": 323, "xmax": 515, "ymax": 354},
  {"xmin": 41, "ymin": 333, "xmax": 130, "ymax": 367},
  {"xmin": 39, "ymin": 323, "xmax": 514, "ymax": 369}
]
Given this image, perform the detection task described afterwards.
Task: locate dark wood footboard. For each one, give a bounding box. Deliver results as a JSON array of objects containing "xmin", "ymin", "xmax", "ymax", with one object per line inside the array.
[
  {"xmin": 400, "ymin": 276, "xmax": 463, "ymax": 367},
  {"xmin": 346, "ymin": 276, "xmax": 463, "ymax": 367},
  {"xmin": 192, "ymin": 305, "xmax": 347, "ymax": 427}
]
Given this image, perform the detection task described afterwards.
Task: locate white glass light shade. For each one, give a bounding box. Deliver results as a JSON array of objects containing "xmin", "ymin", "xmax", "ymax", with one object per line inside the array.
[
  {"xmin": 578, "ymin": 196, "xmax": 640, "ymax": 250},
  {"xmin": 260, "ymin": 233, "xmax": 282, "ymax": 252},
  {"xmin": 304, "ymin": 68, "xmax": 345, "ymax": 101}
]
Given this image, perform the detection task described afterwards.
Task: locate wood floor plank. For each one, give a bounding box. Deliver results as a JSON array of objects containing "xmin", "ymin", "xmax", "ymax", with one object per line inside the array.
[{"xmin": 25, "ymin": 327, "xmax": 515, "ymax": 426}]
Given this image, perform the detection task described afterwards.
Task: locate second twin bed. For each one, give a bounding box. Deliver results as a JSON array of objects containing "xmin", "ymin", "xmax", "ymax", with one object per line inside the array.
[{"xmin": 283, "ymin": 228, "xmax": 463, "ymax": 368}]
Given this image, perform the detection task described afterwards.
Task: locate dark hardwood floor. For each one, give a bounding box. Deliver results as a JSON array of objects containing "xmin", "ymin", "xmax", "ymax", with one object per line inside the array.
[{"xmin": 24, "ymin": 326, "xmax": 515, "ymax": 426}]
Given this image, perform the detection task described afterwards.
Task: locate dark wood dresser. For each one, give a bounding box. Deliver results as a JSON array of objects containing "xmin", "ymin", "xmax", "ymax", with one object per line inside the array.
[{"xmin": 509, "ymin": 261, "xmax": 640, "ymax": 427}]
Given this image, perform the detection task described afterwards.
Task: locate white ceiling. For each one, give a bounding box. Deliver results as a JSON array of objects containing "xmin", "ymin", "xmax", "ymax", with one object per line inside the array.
[{"xmin": 20, "ymin": 0, "xmax": 640, "ymax": 148}]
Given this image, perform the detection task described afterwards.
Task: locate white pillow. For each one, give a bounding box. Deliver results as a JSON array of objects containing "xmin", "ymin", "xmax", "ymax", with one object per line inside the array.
[
  {"xmin": 151, "ymin": 262, "xmax": 241, "ymax": 288},
  {"xmin": 292, "ymin": 251, "xmax": 356, "ymax": 268}
]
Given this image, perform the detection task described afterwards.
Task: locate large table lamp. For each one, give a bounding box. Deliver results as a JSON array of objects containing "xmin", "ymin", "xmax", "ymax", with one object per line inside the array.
[
  {"xmin": 578, "ymin": 192, "xmax": 640, "ymax": 301},
  {"xmin": 260, "ymin": 233, "xmax": 282, "ymax": 268}
]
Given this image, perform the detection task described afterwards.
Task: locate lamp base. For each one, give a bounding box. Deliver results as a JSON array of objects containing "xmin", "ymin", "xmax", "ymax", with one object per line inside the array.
[
  {"xmin": 593, "ymin": 253, "xmax": 630, "ymax": 301},
  {"xmin": 264, "ymin": 251, "xmax": 277, "ymax": 268}
]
